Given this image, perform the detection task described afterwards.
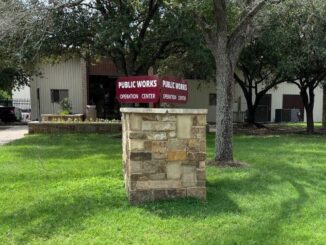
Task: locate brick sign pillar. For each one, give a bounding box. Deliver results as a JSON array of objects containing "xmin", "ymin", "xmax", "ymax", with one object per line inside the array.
[{"xmin": 121, "ymin": 108, "xmax": 207, "ymax": 204}]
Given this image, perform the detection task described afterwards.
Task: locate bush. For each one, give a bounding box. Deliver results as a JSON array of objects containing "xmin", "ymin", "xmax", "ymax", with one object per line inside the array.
[
  {"xmin": 0, "ymin": 90, "xmax": 11, "ymax": 100},
  {"xmin": 59, "ymin": 98, "xmax": 72, "ymax": 115}
]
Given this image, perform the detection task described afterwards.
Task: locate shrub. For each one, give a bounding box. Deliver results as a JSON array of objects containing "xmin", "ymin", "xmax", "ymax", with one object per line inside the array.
[{"xmin": 59, "ymin": 98, "xmax": 72, "ymax": 115}]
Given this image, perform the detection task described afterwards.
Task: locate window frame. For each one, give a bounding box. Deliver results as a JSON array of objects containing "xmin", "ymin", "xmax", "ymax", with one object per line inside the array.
[{"xmin": 50, "ymin": 89, "xmax": 69, "ymax": 103}]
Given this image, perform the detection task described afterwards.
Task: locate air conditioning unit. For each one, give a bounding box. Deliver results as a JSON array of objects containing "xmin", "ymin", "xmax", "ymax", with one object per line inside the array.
[{"xmin": 275, "ymin": 109, "xmax": 302, "ymax": 123}]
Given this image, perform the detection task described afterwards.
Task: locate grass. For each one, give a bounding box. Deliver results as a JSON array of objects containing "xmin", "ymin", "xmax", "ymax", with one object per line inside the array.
[{"xmin": 0, "ymin": 133, "xmax": 326, "ymax": 244}]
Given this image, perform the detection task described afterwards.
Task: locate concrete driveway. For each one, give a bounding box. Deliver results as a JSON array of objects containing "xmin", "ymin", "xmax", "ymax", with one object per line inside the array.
[{"xmin": 0, "ymin": 125, "xmax": 28, "ymax": 145}]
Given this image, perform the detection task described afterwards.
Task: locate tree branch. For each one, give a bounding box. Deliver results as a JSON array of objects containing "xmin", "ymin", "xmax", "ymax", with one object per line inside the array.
[
  {"xmin": 213, "ymin": 0, "xmax": 227, "ymax": 33},
  {"xmin": 229, "ymin": 0, "xmax": 267, "ymax": 44},
  {"xmin": 228, "ymin": 0, "xmax": 270, "ymax": 66},
  {"xmin": 193, "ymin": 13, "xmax": 217, "ymax": 51},
  {"xmin": 135, "ymin": 40, "xmax": 171, "ymax": 75},
  {"xmin": 234, "ymin": 72, "xmax": 250, "ymax": 98},
  {"xmin": 95, "ymin": 0, "xmax": 109, "ymax": 20},
  {"xmin": 131, "ymin": 0, "xmax": 160, "ymax": 67}
]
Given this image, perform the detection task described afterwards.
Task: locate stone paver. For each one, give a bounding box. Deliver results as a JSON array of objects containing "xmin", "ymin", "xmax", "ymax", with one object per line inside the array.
[{"xmin": 0, "ymin": 126, "xmax": 28, "ymax": 145}]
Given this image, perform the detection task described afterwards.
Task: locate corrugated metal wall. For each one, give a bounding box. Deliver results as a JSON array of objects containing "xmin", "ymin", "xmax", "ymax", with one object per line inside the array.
[
  {"xmin": 30, "ymin": 59, "xmax": 323, "ymax": 123},
  {"xmin": 175, "ymin": 80, "xmax": 217, "ymax": 123},
  {"xmin": 31, "ymin": 58, "xmax": 84, "ymax": 120},
  {"xmin": 176, "ymin": 80, "xmax": 323, "ymax": 123},
  {"xmin": 234, "ymin": 82, "xmax": 324, "ymax": 122}
]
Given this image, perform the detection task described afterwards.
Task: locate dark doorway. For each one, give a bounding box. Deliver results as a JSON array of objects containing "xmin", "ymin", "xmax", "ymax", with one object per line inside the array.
[
  {"xmin": 255, "ymin": 94, "xmax": 272, "ymax": 122},
  {"xmin": 88, "ymin": 75, "xmax": 120, "ymax": 119},
  {"xmin": 283, "ymin": 94, "xmax": 304, "ymax": 120}
]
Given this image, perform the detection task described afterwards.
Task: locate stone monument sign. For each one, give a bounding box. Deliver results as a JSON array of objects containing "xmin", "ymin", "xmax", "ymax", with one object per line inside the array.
[{"xmin": 121, "ymin": 108, "xmax": 207, "ymax": 204}]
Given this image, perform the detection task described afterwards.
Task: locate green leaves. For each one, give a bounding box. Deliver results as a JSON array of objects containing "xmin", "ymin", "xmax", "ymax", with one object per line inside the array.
[{"xmin": 260, "ymin": 0, "xmax": 326, "ymax": 82}]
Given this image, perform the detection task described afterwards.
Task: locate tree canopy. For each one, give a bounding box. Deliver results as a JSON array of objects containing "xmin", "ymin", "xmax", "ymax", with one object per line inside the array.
[
  {"xmin": 259, "ymin": 0, "xmax": 326, "ymax": 133},
  {"xmin": 0, "ymin": 0, "xmax": 38, "ymax": 93},
  {"xmin": 1, "ymin": 0, "xmax": 203, "ymax": 77},
  {"xmin": 235, "ymin": 35, "xmax": 284, "ymax": 125},
  {"xmin": 187, "ymin": 0, "xmax": 279, "ymax": 163}
]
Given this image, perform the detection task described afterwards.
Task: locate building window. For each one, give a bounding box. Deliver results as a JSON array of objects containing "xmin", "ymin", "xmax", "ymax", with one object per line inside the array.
[
  {"xmin": 209, "ymin": 93, "xmax": 216, "ymax": 106},
  {"xmin": 51, "ymin": 89, "xmax": 69, "ymax": 103}
]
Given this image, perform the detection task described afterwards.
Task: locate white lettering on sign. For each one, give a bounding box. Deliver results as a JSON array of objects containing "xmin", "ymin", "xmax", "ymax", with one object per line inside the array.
[
  {"xmin": 162, "ymin": 80, "xmax": 187, "ymax": 91},
  {"xmin": 175, "ymin": 83, "xmax": 187, "ymax": 91},
  {"xmin": 163, "ymin": 94, "xmax": 177, "ymax": 100},
  {"xmin": 141, "ymin": 94, "xmax": 156, "ymax": 99},
  {"xmin": 137, "ymin": 80, "xmax": 157, "ymax": 88},
  {"xmin": 118, "ymin": 80, "xmax": 157, "ymax": 89},
  {"xmin": 162, "ymin": 80, "xmax": 175, "ymax": 89},
  {"xmin": 120, "ymin": 94, "xmax": 139, "ymax": 99},
  {"xmin": 118, "ymin": 81, "xmax": 136, "ymax": 89},
  {"xmin": 178, "ymin": 95, "xmax": 187, "ymax": 101}
]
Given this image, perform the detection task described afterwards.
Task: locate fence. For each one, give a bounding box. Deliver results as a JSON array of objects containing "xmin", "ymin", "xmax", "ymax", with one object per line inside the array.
[
  {"xmin": 0, "ymin": 99, "xmax": 31, "ymax": 112},
  {"xmin": 0, "ymin": 99, "xmax": 12, "ymax": 107}
]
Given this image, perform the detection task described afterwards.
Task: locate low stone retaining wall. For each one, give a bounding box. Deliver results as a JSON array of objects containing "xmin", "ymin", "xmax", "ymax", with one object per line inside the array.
[
  {"xmin": 121, "ymin": 108, "xmax": 207, "ymax": 204},
  {"xmin": 28, "ymin": 121, "xmax": 122, "ymax": 134},
  {"xmin": 41, "ymin": 114, "xmax": 84, "ymax": 122}
]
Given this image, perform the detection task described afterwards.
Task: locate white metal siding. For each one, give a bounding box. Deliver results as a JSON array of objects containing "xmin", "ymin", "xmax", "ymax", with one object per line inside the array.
[
  {"xmin": 177, "ymin": 80, "xmax": 323, "ymax": 123},
  {"xmin": 30, "ymin": 58, "xmax": 84, "ymax": 120},
  {"xmin": 235, "ymin": 82, "xmax": 323, "ymax": 122},
  {"xmin": 12, "ymin": 86, "xmax": 30, "ymax": 100},
  {"xmin": 175, "ymin": 80, "xmax": 216, "ymax": 123},
  {"xmin": 30, "ymin": 61, "xmax": 324, "ymax": 123}
]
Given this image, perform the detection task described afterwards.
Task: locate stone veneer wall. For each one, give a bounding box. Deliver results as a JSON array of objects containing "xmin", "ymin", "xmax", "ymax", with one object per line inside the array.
[
  {"xmin": 121, "ymin": 108, "xmax": 207, "ymax": 204},
  {"xmin": 28, "ymin": 122, "xmax": 122, "ymax": 134}
]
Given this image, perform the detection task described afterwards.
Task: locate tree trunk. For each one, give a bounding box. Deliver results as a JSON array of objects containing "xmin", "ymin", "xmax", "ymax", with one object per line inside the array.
[
  {"xmin": 247, "ymin": 106, "xmax": 255, "ymax": 125},
  {"xmin": 306, "ymin": 107, "xmax": 314, "ymax": 134},
  {"xmin": 215, "ymin": 57, "xmax": 234, "ymax": 162},
  {"xmin": 300, "ymin": 87, "xmax": 315, "ymax": 134},
  {"xmin": 239, "ymin": 85, "xmax": 256, "ymax": 125},
  {"xmin": 197, "ymin": 0, "xmax": 269, "ymax": 164},
  {"xmin": 247, "ymin": 103, "xmax": 256, "ymax": 125},
  {"xmin": 323, "ymin": 86, "xmax": 326, "ymax": 129}
]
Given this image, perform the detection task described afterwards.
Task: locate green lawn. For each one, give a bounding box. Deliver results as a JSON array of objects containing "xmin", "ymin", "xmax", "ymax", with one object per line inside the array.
[{"xmin": 1, "ymin": 133, "xmax": 326, "ymax": 244}]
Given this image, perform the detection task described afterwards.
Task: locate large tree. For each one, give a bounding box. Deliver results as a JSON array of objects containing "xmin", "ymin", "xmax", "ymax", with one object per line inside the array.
[
  {"xmin": 156, "ymin": 40, "xmax": 215, "ymax": 80},
  {"xmin": 0, "ymin": 0, "xmax": 39, "ymax": 93},
  {"xmin": 263, "ymin": 0, "xmax": 326, "ymax": 133},
  {"xmin": 0, "ymin": 41, "xmax": 29, "ymax": 93},
  {"xmin": 188, "ymin": 0, "xmax": 279, "ymax": 163},
  {"xmin": 2, "ymin": 0, "xmax": 199, "ymax": 76},
  {"xmin": 235, "ymin": 36, "xmax": 283, "ymax": 125}
]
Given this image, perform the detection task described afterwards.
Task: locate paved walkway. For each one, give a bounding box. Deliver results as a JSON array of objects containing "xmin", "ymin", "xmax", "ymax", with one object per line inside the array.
[{"xmin": 0, "ymin": 126, "xmax": 28, "ymax": 145}]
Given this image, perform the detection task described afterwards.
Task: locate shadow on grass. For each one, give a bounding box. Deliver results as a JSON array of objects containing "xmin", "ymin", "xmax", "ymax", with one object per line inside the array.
[
  {"xmin": 0, "ymin": 189, "xmax": 127, "ymax": 243},
  {"xmin": 0, "ymin": 177, "xmax": 241, "ymax": 243},
  {"xmin": 231, "ymin": 179, "xmax": 310, "ymax": 244},
  {"xmin": 1, "ymin": 133, "xmax": 326, "ymax": 243},
  {"xmin": 0, "ymin": 162, "xmax": 316, "ymax": 244},
  {"xmin": 0, "ymin": 178, "xmax": 242, "ymax": 243},
  {"xmin": 140, "ymin": 159, "xmax": 318, "ymax": 228},
  {"xmin": 141, "ymin": 184, "xmax": 242, "ymax": 219}
]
